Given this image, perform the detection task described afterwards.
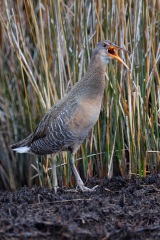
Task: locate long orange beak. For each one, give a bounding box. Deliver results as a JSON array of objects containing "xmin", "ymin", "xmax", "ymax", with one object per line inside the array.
[{"xmin": 108, "ymin": 45, "xmax": 130, "ymax": 70}]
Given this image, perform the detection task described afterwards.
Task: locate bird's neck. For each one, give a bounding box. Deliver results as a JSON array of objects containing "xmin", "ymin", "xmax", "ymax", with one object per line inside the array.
[{"xmin": 80, "ymin": 55, "xmax": 106, "ymax": 95}]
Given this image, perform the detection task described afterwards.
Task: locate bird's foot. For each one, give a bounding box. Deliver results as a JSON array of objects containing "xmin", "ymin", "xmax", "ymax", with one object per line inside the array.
[
  {"xmin": 53, "ymin": 185, "xmax": 59, "ymax": 194},
  {"xmin": 77, "ymin": 182, "xmax": 99, "ymax": 192},
  {"xmin": 65, "ymin": 185, "xmax": 98, "ymax": 193}
]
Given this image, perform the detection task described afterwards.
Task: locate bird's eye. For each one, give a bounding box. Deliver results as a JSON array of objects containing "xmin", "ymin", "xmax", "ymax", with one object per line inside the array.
[{"xmin": 103, "ymin": 43, "xmax": 107, "ymax": 47}]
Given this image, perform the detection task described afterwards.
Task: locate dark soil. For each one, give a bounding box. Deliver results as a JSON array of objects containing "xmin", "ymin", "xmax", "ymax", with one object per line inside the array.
[{"xmin": 1, "ymin": 175, "xmax": 160, "ymax": 240}]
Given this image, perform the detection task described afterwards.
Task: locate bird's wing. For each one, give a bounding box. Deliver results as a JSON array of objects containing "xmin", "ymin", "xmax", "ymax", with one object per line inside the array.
[
  {"xmin": 28, "ymin": 95, "xmax": 82, "ymax": 155},
  {"xmin": 31, "ymin": 96, "xmax": 69, "ymax": 143},
  {"xmin": 10, "ymin": 96, "xmax": 73, "ymax": 151}
]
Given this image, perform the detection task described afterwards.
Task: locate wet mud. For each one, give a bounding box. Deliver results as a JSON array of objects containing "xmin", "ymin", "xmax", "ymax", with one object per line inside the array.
[{"xmin": 1, "ymin": 175, "xmax": 160, "ymax": 240}]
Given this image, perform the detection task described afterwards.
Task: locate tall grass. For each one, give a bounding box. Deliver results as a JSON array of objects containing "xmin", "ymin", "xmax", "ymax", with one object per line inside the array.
[{"xmin": 0, "ymin": 0, "xmax": 159, "ymax": 189}]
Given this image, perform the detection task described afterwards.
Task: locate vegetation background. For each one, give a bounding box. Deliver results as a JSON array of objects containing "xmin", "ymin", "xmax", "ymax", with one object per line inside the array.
[{"xmin": 0, "ymin": 0, "xmax": 159, "ymax": 190}]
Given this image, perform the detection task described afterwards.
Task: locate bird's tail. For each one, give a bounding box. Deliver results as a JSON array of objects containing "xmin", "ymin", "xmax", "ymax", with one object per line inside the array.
[{"xmin": 10, "ymin": 134, "xmax": 33, "ymax": 153}]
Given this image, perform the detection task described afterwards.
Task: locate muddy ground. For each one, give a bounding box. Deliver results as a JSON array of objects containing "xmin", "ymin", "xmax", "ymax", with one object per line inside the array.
[{"xmin": 1, "ymin": 175, "xmax": 160, "ymax": 240}]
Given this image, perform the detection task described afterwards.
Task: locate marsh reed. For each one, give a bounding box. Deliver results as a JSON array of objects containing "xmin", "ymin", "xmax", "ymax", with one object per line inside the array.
[{"xmin": 0, "ymin": 0, "xmax": 159, "ymax": 189}]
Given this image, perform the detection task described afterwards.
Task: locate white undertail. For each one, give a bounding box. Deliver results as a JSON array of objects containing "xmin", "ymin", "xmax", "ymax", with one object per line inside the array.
[{"xmin": 13, "ymin": 146, "xmax": 30, "ymax": 153}]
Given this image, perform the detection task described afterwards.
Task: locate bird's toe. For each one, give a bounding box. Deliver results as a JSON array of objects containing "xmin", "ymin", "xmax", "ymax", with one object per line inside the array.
[{"xmin": 77, "ymin": 183, "xmax": 99, "ymax": 192}]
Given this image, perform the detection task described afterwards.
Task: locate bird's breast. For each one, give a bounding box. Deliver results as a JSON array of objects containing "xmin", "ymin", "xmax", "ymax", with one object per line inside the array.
[{"xmin": 67, "ymin": 96, "xmax": 102, "ymax": 137}]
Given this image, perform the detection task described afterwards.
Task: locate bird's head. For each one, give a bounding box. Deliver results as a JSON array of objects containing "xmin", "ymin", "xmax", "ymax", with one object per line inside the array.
[{"xmin": 92, "ymin": 40, "xmax": 130, "ymax": 69}]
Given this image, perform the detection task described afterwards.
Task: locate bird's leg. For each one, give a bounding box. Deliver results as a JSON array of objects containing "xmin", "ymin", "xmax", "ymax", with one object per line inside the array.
[
  {"xmin": 51, "ymin": 155, "xmax": 58, "ymax": 193},
  {"xmin": 69, "ymin": 153, "xmax": 98, "ymax": 191}
]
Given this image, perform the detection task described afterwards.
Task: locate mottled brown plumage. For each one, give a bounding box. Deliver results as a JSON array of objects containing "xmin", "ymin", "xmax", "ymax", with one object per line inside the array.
[{"xmin": 10, "ymin": 40, "xmax": 129, "ymax": 191}]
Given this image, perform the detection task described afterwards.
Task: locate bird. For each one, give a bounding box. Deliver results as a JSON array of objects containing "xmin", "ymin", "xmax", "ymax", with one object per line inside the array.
[{"xmin": 10, "ymin": 40, "xmax": 130, "ymax": 191}]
